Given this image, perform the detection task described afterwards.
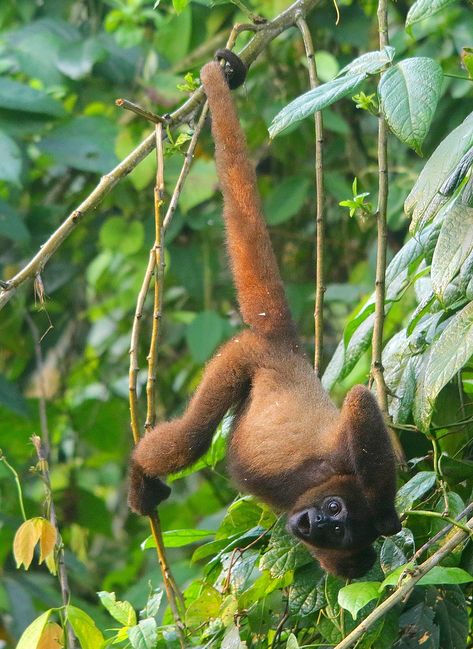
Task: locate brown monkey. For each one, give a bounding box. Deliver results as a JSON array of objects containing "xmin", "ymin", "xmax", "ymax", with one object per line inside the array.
[{"xmin": 128, "ymin": 54, "xmax": 401, "ymax": 579}]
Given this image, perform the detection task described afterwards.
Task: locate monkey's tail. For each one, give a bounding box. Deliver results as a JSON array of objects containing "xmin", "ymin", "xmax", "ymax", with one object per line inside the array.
[{"xmin": 200, "ymin": 61, "xmax": 298, "ymax": 343}]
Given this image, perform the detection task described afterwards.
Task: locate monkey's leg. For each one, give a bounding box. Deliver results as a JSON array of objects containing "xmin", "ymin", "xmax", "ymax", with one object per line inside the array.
[
  {"xmin": 200, "ymin": 62, "xmax": 298, "ymax": 344},
  {"xmin": 129, "ymin": 330, "xmax": 262, "ymax": 514}
]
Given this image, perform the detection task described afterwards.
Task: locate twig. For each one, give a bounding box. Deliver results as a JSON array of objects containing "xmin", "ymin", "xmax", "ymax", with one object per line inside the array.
[
  {"xmin": 116, "ymin": 98, "xmax": 167, "ymax": 125},
  {"xmin": 25, "ymin": 314, "xmax": 77, "ymax": 648},
  {"xmin": 0, "ymin": 453, "xmax": 27, "ymax": 521},
  {"xmin": 0, "ymin": 0, "xmax": 323, "ymax": 312},
  {"xmin": 413, "ymin": 502, "xmax": 473, "ymax": 560},
  {"xmin": 406, "ymin": 509, "xmax": 473, "ymax": 537},
  {"xmin": 31, "ymin": 435, "xmax": 77, "ymax": 649},
  {"xmin": 145, "ymin": 124, "xmax": 165, "ymax": 431},
  {"xmin": 332, "ymin": 515, "xmax": 473, "ymax": 649},
  {"xmin": 163, "ymin": 102, "xmax": 209, "ymax": 232},
  {"xmin": 371, "ymin": 0, "xmax": 405, "ymax": 465},
  {"xmin": 295, "ymin": 15, "xmax": 326, "ymax": 377}
]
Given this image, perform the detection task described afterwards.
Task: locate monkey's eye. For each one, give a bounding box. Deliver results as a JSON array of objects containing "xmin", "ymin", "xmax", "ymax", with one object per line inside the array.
[
  {"xmin": 328, "ymin": 500, "xmax": 341, "ymax": 515},
  {"xmin": 333, "ymin": 525, "xmax": 343, "ymax": 536}
]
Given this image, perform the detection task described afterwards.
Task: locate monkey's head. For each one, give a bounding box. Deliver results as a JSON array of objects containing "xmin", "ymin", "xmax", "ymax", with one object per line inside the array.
[{"xmin": 288, "ymin": 385, "xmax": 402, "ymax": 578}]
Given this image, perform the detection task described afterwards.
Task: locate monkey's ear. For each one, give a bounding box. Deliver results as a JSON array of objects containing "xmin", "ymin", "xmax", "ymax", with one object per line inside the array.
[{"xmin": 340, "ymin": 385, "xmax": 401, "ymax": 534}]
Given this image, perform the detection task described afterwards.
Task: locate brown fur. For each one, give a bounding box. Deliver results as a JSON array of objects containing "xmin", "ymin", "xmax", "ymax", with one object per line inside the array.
[{"xmin": 128, "ymin": 61, "xmax": 401, "ymax": 578}]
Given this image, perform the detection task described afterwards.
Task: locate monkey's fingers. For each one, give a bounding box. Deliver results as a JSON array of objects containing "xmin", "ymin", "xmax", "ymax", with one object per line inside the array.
[{"xmin": 128, "ymin": 461, "xmax": 171, "ymax": 516}]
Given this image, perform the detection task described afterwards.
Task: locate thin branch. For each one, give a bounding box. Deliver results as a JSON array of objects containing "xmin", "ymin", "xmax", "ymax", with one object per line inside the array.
[
  {"xmin": 115, "ymin": 98, "xmax": 167, "ymax": 125},
  {"xmin": 371, "ymin": 0, "xmax": 405, "ymax": 465},
  {"xmin": 0, "ymin": 0, "xmax": 323, "ymax": 311},
  {"xmin": 163, "ymin": 102, "xmax": 209, "ymax": 232},
  {"xmin": 0, "ymin": 453, "xmax": 27, "ymax": 521},
  {"xmin": 413, "ymin": 502, "xmax": 473, "ymax": 560},
  {"xmin": 32, "ymin": 434, "xmax": 77, "ymax": 649},
  {"xmin": 406, "ymin": 509, "xmax": 473, "ymax": 537},
  {"xmin": 295, "ymin": 15, "xmax": 326, "ymax": 377},
  {"xmin": 25, "ymin": 314, "xmax": 77, "ymax": 649},
  {"xmin": 333, "ymin": 515, "xmax": 473, "ymax": 649}
]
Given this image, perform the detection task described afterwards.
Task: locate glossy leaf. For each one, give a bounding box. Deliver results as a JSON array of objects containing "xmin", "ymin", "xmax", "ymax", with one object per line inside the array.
[
  {"xmin": 128, "ymin": 618, "xmax": 158, "ymax": 649},
  {"xmin": 396, "ymin": 471, "xmax": 437, "ymax": 511},
  {"xmin": 97, "ymin": 591, "xmax": 137, "ymax": 626},
  {"xmin": 379, "ymin": 58, "xmax": 443, "ymax": 155},
  {"xmin": 337, "ymin": 46, "xmax": 395, "ymax": 77},
  {"xmin": 338, "ymin": 581, "xmax": 381, "ymax": 619},
  {"xmin": 142, "ymin": 528, "xmax": 214, "ymax": 549},
  {"xmin": 66, "ymin": 605, "xmax": 104, "ymax": 649},
  {"xmin": 269, "ymin": 73, "xmax": 367, "ymax": 138},
  {"xmin": 406, "ymin": 0, "xmax": 457, "ymax": 28}
]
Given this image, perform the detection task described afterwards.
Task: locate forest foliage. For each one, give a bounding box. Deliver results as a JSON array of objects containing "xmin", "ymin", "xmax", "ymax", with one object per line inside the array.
[{"xmin": 0, "ymin": 0, "xmax": 472, "ymax": 647}]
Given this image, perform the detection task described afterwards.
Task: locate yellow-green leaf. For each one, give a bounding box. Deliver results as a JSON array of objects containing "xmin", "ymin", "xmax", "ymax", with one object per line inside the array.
[
  {"xmin": 13, "ymin": 519, "xmax": 42, "ymax": 570},
  {"xmin": 66, "ymin": 605, "xmax": 105, "ymax": 649},
  {"xmin": 17, "ymin": 610, "xmax": 53, "ymax": 649},
  {"xmin": 38, "ymin": 518, "xmax": 57, "ymax": 564}
]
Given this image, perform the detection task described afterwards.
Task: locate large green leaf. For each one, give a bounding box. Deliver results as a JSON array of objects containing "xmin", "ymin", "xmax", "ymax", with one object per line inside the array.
[
  {"xmin": 337, "ymin": 46, "xmax": 395, "ymax": 77},
  {"xmin": 288, "ymin": 564, "xmax": 325, "ymax": 616},
  {"xmin": 259, "ymin": 519, "xmax": 311, "ymax": 578},
  {"xmin": 406, "ymin": 0, "xmax": 457, "ymax": 29},
  {"xmin": 16, "ymin": 610, "xmax": 53, "ymax": 649},
  {"xmin": 396, "ymin": 471, "xmax": 437, "ymax": 511},
  {"xmin": 128, "ymin": 619, "xmax": 158, "ymax": 649},
  {"xmin": 97, "ymin": 591, "xmax": 136, "ymax": 626},
  {"xmin": 186, "ymin": 311, "xmax": 225, "ymax": 364},
  {"xmin": 66, "ymin": 605, "xmax": 104, "ymax": 649},
  {"xmin": 433, "ymin": 586, "xmax": 469, "ymax": 649},
  {"xmin": 269, "ymin": 73, "xmax": 367, "ymax": 138},
  {"xmin": 264, "ymin": 177, "xmax": 310, "ymax": 225},
  {"xmin": 0, "ymin": 78, "xmax": 65, "ymax": 116},
  {"xmin": 379, "ymin": 58, "xmax": 443, "ymax": 155},
  {"xmin": 431, "ymin": 198, "xmax": 473, "ymax": 301},
  {"xmin": 39, "ymin": 116, "xmax": 118, "ymax": 173},
  {"xmin": 414, "ymin": 301, "xmax": 473, "ymax": 430},
  {"xmin": 405, "ymin": 112, "xmax": 473, "ymax": 233},
  {"xmin": 338, "ymin": 582, "xmax": 381, "ymax": 619},
  {"xmin": 142, "ymin": 528, "xmax": 214, "ymax": 548},
  {"xmin": 0, "ymin": 132, "xmax": 22, "ymax": 185}
]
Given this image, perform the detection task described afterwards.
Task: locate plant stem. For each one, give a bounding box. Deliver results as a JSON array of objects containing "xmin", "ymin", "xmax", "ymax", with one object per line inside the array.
[
  {"xmin": 372, "ymin": 0, "xmax": 405, "ymax": 465},
  {"xmin": 406, "ymin": 509, "xmax": 473, "ymax": 537},
  {"xmin": 115, "ymin": 98, "xmax": 167, "ymax": 125},
  {"xmin": 413, "ymin": 502, "xmax": 473, "ymax": 560},
  {"xmin": 296, "ymin": 15, "xmax": 326, "ymax": 377},
  {"xmin": 333, "ymin": 515, "xmax": 473, "ymax": 649},
  {"xmin": 0, "ymin": 453, "xmax": 27, "ymax": 521}
]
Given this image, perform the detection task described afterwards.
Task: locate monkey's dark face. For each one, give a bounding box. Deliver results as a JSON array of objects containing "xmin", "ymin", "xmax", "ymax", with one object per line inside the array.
[{"xmin": 288, "ymin": 495, "xmax": 378, "ymax": 551}]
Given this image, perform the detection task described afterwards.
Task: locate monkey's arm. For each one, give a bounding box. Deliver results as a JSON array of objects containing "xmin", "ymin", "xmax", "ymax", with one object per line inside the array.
[
  {"xmin": 200, "ymin": 62, "xmax": 298, "ymax": 344},
  {"xmin": 340, "ymin": 386, "xmax": 401, "ymax": 535},
  {"xmin": 129, "ymin": 331, "xmax": 260, "ymax": 514}
]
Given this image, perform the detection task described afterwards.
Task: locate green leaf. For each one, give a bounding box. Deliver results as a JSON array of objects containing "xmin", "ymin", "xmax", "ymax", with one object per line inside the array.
[
  {"xmin": 259, "ymin": 518, "xmax": 311, "ymax": 578},
  {"xmin": 264, "ymin": 177, "xmax": 310, "ymax": 225},
  {"xmin": 142, "ymin": 528, "xmax": 214, "ymax": 549},
  {"xmin": 414, "ymin": 301, "xmax": 473, "ymax": 430},
  {"xmin": 57, "ymin": 37, "xmax": 105, "ymax": 80},
  {"xmin": 185, "ymin": 586, "xmax": 222, "ymax": 626},
  {"xmin": 179, "ymin": 159, "xmax": 218, "ymax": 213},
  {"xmin": 128, "ymin": 618, "xmax": 158, "ymax": 649},
  {"xmin": 379, "ymin": 58, "xmax": 443, "ymax": 155},
  {"xmin": 66, "ymin": 605, "xmax": 104, "ymax": 649},
  {"xmin": 286, "ymin": 633, "xmax": 300, "ymax": 649},
  {"xmin": 380, "ymin": 529, "xmax": 415, "ymax": 574},
  {"xmin": 97, "ymin": 591, "xmax": 137, "ymax": 626},
  {"xmin": 186, "ymin": 311, "xmax": 225, "ymax": 364},
  {"xmin": 172, "ymin": 0, "xmax": 188, "ymax": 12},
  {"xmin": 431, "ymin": 198, "xmax": 473, "ymax": 301},
  {"xmin": 405, "ymin": 112, "xmax": 473, "ymax": 233},
  {"xmin": 434, "ymin": 586, "xmax": 469, "ymax": 649},
  {"xmin": 16, "ymin": 610, "xmax": 53, "ymax": 649},
  {"xmin": 338, "ymin": 582, "xmax": 381, "ymax": 619},
  {"xmin": 417, "ymin": 567, "xmax": 473, "ymax": 586},
  {"xmin": 39, "ymin": 116, "xmax": 118, "ymax": 174},
  {"xmin": 0, "ymin": 132, "xmax": 22, "ymax": 185},
  {"xmin": 337, "ymin": 46, "xmax": 395, "ymax": 77},
  {"xmin": 406, "ymin": 0, "xmax": 457, "ymax": 29},
  {"xmin": 0, "ymin": 78, "xmax": 65, "ymax": 116},
  {"xmin": 396, "ymin": 601, "xmax": 439, "ymax": 649},
  {"xmin": 99, "ymin": 217, "xmax": 144, "ymax": 255},
  {"xmin": 380, "ymin": 563, "xmax": 413, "ymax": 588},
  {"xmin": 439, "ymin": 455, "xmax": 473, "ymax": 484},
  {"xmin": 269, "ymin": 73, "xmax": 367, "ymax": 138},
  {"xmin": 288, "ymin": 564, "xmax": 325, "ymax": 617},
  {"xmin": 0, "ymin": 200, "xmax": 30, "ymax": 243},
  {"xmin": 396, "ymin": 471, "xmax": 437, "ymax": 511}
]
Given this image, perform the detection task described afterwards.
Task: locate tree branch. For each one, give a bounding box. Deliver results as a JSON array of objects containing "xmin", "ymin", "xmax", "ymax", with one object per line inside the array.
[
  {"xmin": 333, "ymin": 515, "xmax": 473, "ymax": 649},
  {"xmin": 0, "ymin": 0, "xmax": 322, "ymax": 312}
]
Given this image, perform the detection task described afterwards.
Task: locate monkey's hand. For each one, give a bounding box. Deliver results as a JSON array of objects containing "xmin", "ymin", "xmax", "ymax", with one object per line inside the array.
[{"xmin": 128, "ymin": 461, "xmax": 171, "ymax": 516}]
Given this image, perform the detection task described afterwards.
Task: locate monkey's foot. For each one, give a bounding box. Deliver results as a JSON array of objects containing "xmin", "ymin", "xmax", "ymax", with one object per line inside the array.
[{"xmin": 128, "ymin": 462, "xmax": 171, "ymax": 515}]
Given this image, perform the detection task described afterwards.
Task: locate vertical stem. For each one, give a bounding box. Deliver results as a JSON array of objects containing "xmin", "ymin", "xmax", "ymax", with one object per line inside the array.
[
  {"xmin": 372, "ymin": 0, "xmax": 405, "ymax": 464},
  {"xmin": 128, "ymin": 125, "xmax": 186, "ymax": 646},
  {"xmin": 296, "ymin": 15, "xmax": 326, "ymax": 377},
  {"xmin": 25, "ymin": 315, "xmax": 77, "ymax": 649}
]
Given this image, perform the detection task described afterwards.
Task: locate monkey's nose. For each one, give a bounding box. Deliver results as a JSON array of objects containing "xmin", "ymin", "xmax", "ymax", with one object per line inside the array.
[{"xmin": 289, "ymin": 509, "xmax": 313, "ymax": 539}]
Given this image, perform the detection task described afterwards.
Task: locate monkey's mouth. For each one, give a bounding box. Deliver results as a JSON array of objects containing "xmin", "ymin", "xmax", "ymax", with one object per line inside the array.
[{"xmin": 297, "ymin": 511, "xmax": 311, "ymax": 537}]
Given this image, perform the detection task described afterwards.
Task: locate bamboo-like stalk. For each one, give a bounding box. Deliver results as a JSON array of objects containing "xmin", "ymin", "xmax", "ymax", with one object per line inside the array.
[
  {"xmin": 116, "ymin": 98, "xmax": 167, "ymax": 125},
  {"xmin": 333, "ymin": 515, "xmax": 473, "ymax": 649},
  {"xmin": 371, "ymin": 0, "xmax": 405, "ymax": 464},
  {"xmin": 296, "ymin": 15, "xmax": 326, "ymax": 377},
  {"xmin": 128, "ymin": 125, "xmax": 186, "ymax": 644},
  {"xmin": 0, "ymin": 0, "xmax": 323, "ymax": 312}
]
